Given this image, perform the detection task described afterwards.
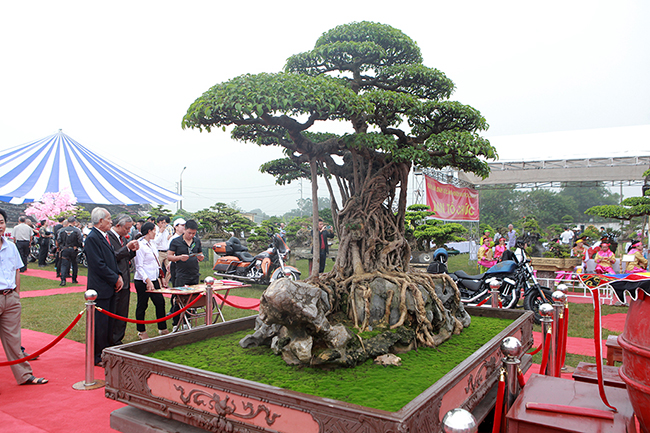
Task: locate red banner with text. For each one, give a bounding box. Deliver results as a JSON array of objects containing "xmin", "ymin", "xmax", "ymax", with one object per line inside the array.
[{"xmin": 425, "ymin": 176, "xmax": 479, "ymax": 221}]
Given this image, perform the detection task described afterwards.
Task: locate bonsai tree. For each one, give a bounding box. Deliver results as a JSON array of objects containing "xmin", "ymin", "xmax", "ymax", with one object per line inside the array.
[{"xmin": 183, "ymin": 22, "xmax": 496, "ymax": 348}]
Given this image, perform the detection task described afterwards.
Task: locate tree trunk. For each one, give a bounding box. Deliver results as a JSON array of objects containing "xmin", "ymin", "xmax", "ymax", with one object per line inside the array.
[{"xmin": 310, "ymin": 157, "xmax": 320, "ymax": 278}]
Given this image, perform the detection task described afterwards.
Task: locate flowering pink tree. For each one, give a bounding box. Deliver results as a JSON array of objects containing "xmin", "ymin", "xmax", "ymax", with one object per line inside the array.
[{"xmin": 25, "ymin": 191, "xmax": 78, "ymax": 226}]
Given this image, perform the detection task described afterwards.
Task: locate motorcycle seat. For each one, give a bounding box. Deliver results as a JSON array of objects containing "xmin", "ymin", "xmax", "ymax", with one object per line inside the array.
[
  {"xmin": 454, "ymin": 270, "xmax": 485, "ymax": 280},
  {"xmin": 235, "ymin": 251, "xmax": 255, "ymax": 261}
]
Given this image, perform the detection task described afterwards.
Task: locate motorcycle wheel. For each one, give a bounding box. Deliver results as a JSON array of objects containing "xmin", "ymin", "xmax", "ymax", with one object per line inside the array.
[
  {"xmin": 524, "ymin": 287, "xmax": 553, "ymax": 324},
  {"xmin": 77, "ymin": 252, "xmax": 88, "ymax": 268}
]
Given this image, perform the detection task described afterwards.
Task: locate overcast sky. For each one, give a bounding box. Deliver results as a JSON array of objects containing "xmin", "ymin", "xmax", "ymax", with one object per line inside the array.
[{"xmin": 1, "ymin": 1, "xmax": 648, "ymax": 215}]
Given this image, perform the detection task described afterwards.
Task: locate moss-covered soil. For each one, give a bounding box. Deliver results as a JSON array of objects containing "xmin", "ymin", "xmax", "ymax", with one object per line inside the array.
[{"xmin": 148, "ymin": 316, "xmax": 511, "ymax": 412}]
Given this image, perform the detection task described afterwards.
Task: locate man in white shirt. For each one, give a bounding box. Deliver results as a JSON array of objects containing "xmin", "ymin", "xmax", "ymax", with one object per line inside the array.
[
  {"xmin": 154, "ymin": 216, "xmax": 174, "ymax": 283},
  {"xmin": 0, "ymin": 208, "xmax": 48, "ymax": 385},
  {"xmin": 12, "ymin": 216, "xmax": 33, "ymax": 272},
  {"xmin": 560, "ymin": 227, "xmax": 574, "ymax": 245}
]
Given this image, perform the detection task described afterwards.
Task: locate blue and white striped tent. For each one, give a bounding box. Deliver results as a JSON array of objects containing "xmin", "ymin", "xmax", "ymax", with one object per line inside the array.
[{"xmin": 0, "ymin": 130, "xmax": 182, "ymax": 205}]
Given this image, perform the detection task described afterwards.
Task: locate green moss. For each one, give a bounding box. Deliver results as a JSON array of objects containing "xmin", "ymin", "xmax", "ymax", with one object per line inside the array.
[{"xmin": 148, "ymin": 316, "xmax": 510, "ymax": 412}]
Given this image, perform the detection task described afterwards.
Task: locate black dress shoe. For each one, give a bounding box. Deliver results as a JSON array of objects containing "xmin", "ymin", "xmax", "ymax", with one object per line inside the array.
[
  {"xmin": 59, "ymin": 281, "xmax": 66, "ymax": 286},
  {"xmin": 71, "ymin": 279, "xmax": 78, "ymax": 284}
]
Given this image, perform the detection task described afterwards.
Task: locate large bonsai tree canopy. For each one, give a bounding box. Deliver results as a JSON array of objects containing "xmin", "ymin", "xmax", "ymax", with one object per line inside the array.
[{"xmin": 184, "ymin": 22, "xmax": 496, "ymax": 352}]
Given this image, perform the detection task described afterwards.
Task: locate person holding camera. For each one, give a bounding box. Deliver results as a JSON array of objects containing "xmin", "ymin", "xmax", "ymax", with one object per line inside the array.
[{"xmin": 314, "ymin": 219, "xmax": 334, "ymax": 273}]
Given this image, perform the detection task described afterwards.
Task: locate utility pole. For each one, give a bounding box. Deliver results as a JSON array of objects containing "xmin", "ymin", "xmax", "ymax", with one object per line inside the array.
[{"xmin": 179, "ymin": 166, "xmax": 186, "ymax": 210}]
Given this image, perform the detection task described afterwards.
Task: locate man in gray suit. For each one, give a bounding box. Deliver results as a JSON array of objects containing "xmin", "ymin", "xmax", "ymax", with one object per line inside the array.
[{"xmin": 107, "ymin": 214, "xmax": 139, "ymax": 346}]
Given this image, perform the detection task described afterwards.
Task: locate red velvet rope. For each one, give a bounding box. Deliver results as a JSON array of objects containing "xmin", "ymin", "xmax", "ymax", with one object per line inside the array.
[
  {"xmin": 517, "ymin": 367, "xmax": 526, "ymax": 388},
  {"xmin": 492, "ymin": 372, "xmax": 506, "ymax": 433},
  {"xmin": 476, "ymin": 297, "xmax": 488, "ymax": 307},
  {"xmin": 555, "ymin": 314, "xmax": 565, "ymax": 377},
  {"xmin": 538, "ymin": 330, "xmax": 552, "ymax": 375},
  {"xmin": 527, "ymin": 340, "xmax": 543, "ymax": 355},
  {"xmin": 591, "ymin": 288, "xmax": 617, "ymax": 412},
  {"xmin": 498, "ymin": 299, "xmax": 503, "ymax": 309},
  {"xmin": 97, "ymin": 292, "xmax": 205, "ymax": 324},
  {"xmin": 214, "ymin": 293, "xmax": 260, "ymax": 310},
  {"xmin": 0, "ymin": 310, "xmax": 85, "ymax": 366},
  {"xmin": 561, "ymin": 305, "xmax": 569, "ymax": 367}
]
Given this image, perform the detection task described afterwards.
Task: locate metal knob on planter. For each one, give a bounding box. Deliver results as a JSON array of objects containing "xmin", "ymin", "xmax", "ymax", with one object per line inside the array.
[
  {"xmin": 501, "ymin": 336, "xmax": 523, "ymax": 359},
  {"xmin": 441, "ymin": 408, "xmax": 478, "ymax": 433},
  {"xmin": 84, "ymin": 289, "xmax": 98, "ymax": 302}
]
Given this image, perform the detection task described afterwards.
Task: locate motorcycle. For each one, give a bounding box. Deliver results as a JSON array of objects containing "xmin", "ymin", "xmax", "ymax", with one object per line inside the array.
[
  {"xmin": 29, "ymin": 237, "xmax": 56, "ymax": 265},
  {"xmin": 212, "ymin": 233, "xmax": 301, "ymax": 284},
  {"xmin": 429, "ymin": 249, "xmax": 552, "ymax": 323}
]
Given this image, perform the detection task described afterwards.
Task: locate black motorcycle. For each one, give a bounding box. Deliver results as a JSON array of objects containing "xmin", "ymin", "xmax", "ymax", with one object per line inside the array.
[{"xmin": 433, "ymin": 254, "xmax": 552, "ymax": 323}]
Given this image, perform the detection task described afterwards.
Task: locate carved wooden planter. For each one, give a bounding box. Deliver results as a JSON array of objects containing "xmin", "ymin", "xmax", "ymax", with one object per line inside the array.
[
  {"xmin": 530, "ymin": 257, "xmax": 581, "ymax": 272},
  {"xmin": 104, "ymin": 307, "xmax": 533, "ymax": 433}
]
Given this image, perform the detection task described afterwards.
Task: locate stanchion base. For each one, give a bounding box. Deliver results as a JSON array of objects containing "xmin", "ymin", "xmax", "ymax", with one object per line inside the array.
[{"xmin": 72, "ymin": 379, "xmax": 106, "ymax": 390}]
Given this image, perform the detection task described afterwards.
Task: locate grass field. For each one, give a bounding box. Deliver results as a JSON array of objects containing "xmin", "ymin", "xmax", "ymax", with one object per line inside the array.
[{"xmin": 19, "ymin": 253, "xmax": 628, "ymax": 370}]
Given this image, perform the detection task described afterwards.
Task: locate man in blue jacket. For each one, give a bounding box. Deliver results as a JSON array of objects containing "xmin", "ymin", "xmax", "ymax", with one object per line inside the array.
[{"xmin": 85, "ymin": 207, "xmax": 123, "ymax": 366}]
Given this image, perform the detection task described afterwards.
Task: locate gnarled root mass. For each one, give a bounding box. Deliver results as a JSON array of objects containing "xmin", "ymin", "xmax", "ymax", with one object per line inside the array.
[{"xmin": 315, "ymin": 270, "xmax": 470, "ymax": 348}]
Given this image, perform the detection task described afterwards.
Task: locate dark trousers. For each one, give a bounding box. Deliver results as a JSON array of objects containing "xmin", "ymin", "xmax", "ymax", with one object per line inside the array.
[
  {"xmin": 111, "ymin": 281, "xmax": 130, "ymax": 345},
  {"xmin": 60, "ymin": 248, "xmax": 78, "ymax": 281},
  {"xmin": 16, "ymin": 241, "xmax": 30, "ymax": 272},
  {"xmin": 38, "ymin": 240, "xmax": 50, "ymax": 266},
  {"xmin": 319, "ymin": 250, "xmax": 328, "ymax": 273},
  {"xmin": 94, "ymin": 295, "xmax": 115, "ymax": 365},
  {"xmin": 134, "ymin": 279, "xmax": 167, "ymax": 333}
]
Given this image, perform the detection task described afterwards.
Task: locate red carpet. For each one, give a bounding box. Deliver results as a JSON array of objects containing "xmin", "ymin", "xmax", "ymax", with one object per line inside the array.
[
  {"xmin": 602, "ymin": 313, "xmax": 627, "ymax": 333},
  {"xmin": 0, "ymin": 330, "xmax": 124, "ymax": 433},
  {"xmin": 533, "ymin": 331, "xmax": 606, "ymax": 358},
  {"xmin": 22, "ymin": 268, "xmax": 88, "ymax": 286}
]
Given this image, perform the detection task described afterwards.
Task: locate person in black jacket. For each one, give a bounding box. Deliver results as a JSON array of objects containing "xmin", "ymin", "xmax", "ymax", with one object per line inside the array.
[
  {"xmin": 85, "ymin": 207, "xmax": 123, "ymax": 366},
  {"xmin": 57, "ymin": 217, "xmax": 83, "ymax": 286},
  {"xmin": 107, "ymin": 214, "xmax": 139, "ymax": 346},
  {"xmin": 315, "ymin": 219, "xmax": 334, "ymax": 273}
]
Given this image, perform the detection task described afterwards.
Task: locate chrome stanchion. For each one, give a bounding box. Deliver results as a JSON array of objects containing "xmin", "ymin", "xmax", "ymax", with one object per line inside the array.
[
  {"xmin": 73, "ymin": 290, "xmax": 105, "ymax": 390},
  {"xmin": 539, "ymin": 303, "xmax": 554, "ymax": 376},
  {"xmin": 441, "ymin": 408, "xmax": 478, "ymax": 433},
  {"xmin": 204, "ymin": 276, "xmax": 214, "ymax": 326},
  {"xmin": 501, "ymin": 336, "xmax": 523, "ymax": 412},
  {"xmin": 490, "ymin": 279, "xmax": 501, "ymax": 308},
  {"xmin": 552, "ymin": 290, "xmax": 567, "ymax": 377}
]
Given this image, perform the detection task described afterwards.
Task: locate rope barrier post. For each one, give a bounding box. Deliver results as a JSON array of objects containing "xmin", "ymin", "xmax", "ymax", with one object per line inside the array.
[
  {"xmin": 441, "ymin": 407, "xmax": 478, "ymax": 433},
  {"xmin": 204, "ymin": 276, "xmax": 215, "ymax": 326},
  {"xmin": 501, "ymin": 336, "xmax": 523, "ymax": 418},
  {"xmin": 556, "ymin": 284, "xmax": 570, "ymax": 372},
  {"xmin": 73, "ymin": 290, "xmax": 105, "ymax": 390},
  {"xmin": 539, "ymin": 303, "xmax": 554, "ymax": 376},
  {"xmin": 490, "ymin": 278, "xmax": 501, "ymax": 308},
  {"xmin": 552, "ymin": 290, "xmax": 566, "ymax": 377}
]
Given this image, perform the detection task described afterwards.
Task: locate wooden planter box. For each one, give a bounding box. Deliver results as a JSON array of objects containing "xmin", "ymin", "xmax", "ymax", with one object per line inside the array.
[
  {"xmin": 530, "ymin": 257, "xmax": 581, "ymax": 272},
  {"xmin": 104, "ymin": 307, "xmax": 533, "ymax": 433}
]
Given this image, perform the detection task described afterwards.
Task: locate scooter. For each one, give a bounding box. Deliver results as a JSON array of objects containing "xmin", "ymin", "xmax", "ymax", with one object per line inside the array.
[{"xmin": 212, "ymin": 233, "xmax": 301, "ymax": 284}]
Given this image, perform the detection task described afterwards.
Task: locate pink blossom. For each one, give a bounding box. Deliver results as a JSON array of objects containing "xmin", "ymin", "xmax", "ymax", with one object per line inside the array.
[{"xmin": 25, "ymin": 190, "xmax": 78, "ymax": 226}]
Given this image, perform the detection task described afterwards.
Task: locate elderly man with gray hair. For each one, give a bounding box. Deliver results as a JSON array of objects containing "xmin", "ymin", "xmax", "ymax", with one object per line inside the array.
[
  {"xmin": 85, "ymin": 207, "xmax": 123, "ymax": 366},
  {"xmin": 107, "ymin": 214, "xmax": 139, "ymax": 345}
]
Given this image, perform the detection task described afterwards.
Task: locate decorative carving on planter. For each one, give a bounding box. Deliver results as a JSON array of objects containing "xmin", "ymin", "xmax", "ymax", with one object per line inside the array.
[{"xmin": 175, "ymin": 385, "xmax": 281, "ymax": 426}]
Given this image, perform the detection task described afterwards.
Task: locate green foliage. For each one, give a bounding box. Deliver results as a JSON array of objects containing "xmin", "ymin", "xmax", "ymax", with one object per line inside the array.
[
  {"xmin": 413, "ymin": 220, "xmax": 467, "ymax": 249},
  {"xmin": 148, "ymin": 205, "xmax": 173, "ymax": 219},
  {"xmin": 543, "ymin": 242, "xmax": 572, "ymax": 258},
  {"xmin": 586, "ymin": 196, "xmax": 650, "ymax": 220},
  {"xmin": 193, "ymin": 202, "xmax": 256, "ymax": 238}
]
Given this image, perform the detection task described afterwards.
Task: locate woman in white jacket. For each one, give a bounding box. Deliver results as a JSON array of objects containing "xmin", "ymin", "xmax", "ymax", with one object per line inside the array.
[{"xmin": 134, "ymin": 222, "xmax": 168, "ymax": 339}]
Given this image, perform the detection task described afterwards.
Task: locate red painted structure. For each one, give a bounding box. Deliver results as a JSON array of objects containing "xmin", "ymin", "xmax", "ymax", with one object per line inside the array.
[{"xmin": 618, "ymin": 291, "xmax": 650, "ymax": 433}]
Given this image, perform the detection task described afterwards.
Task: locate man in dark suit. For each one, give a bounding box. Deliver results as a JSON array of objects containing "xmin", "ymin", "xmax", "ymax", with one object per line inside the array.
[
  {"xmin": 107, "ymin": 214, "xmax": 139, "ymax": 346},
  {"xmin": 85, "ymin": 207, "xmax": 123, "ymax": 366}
]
